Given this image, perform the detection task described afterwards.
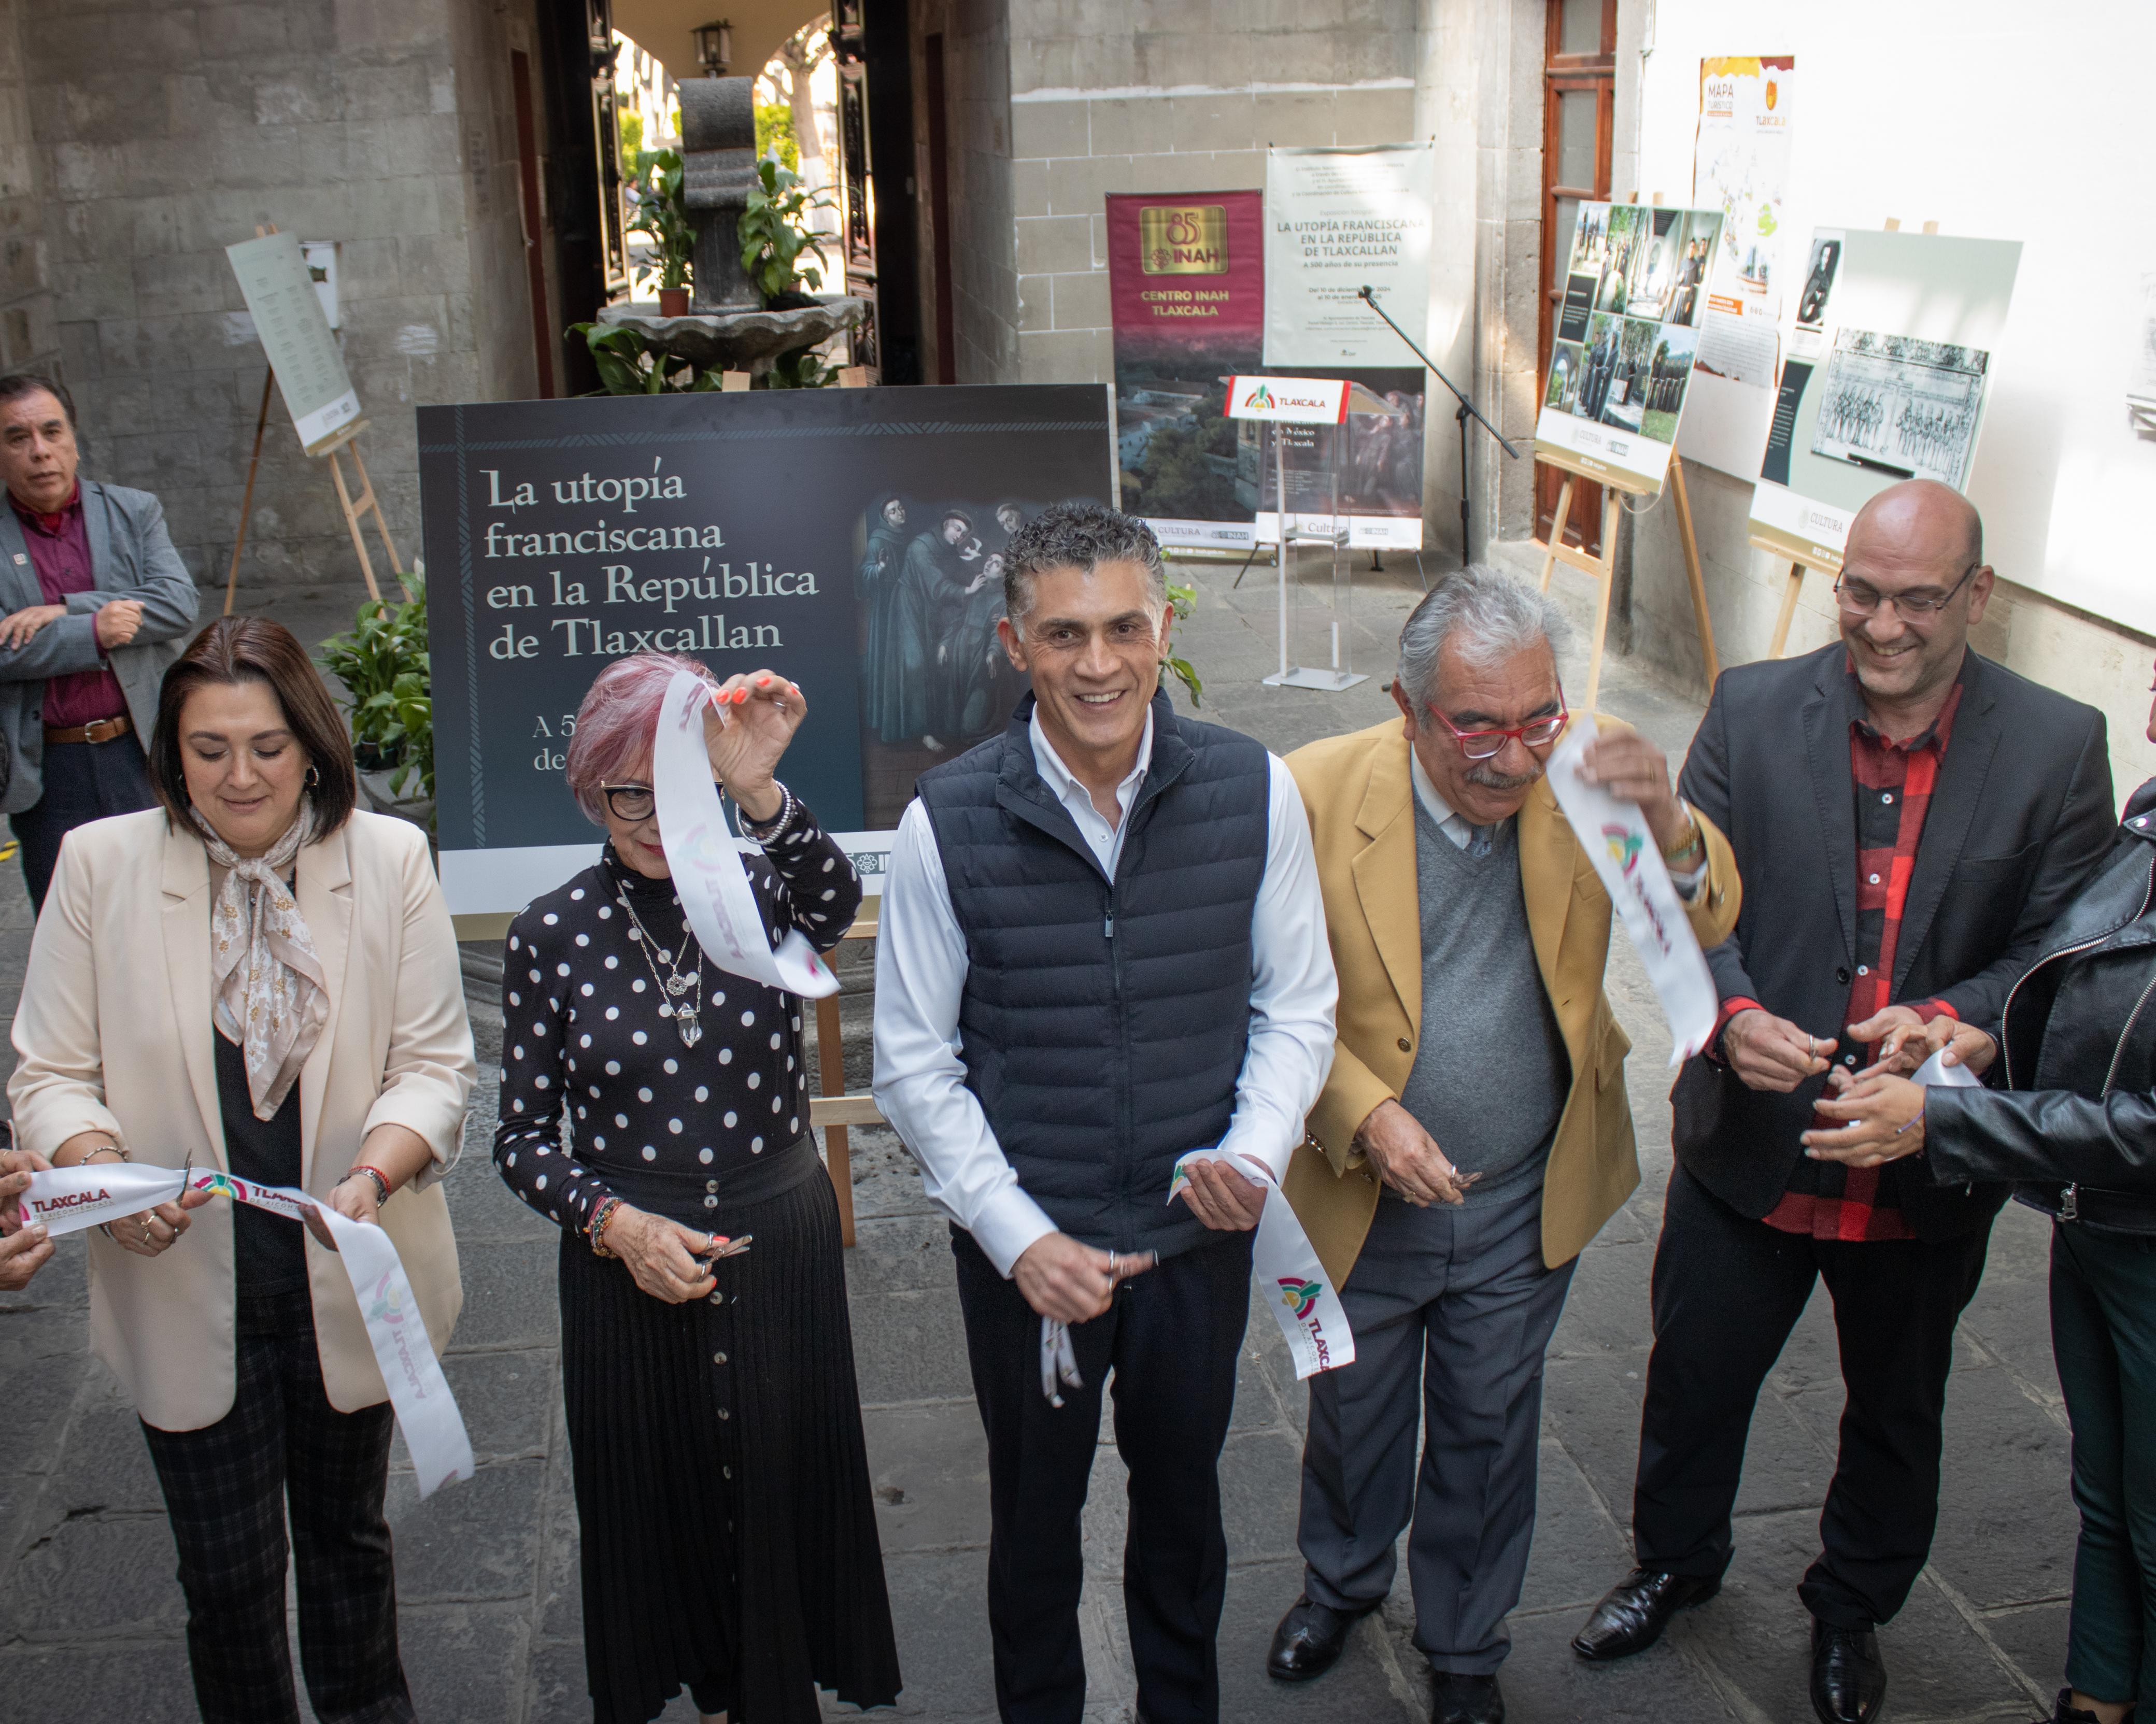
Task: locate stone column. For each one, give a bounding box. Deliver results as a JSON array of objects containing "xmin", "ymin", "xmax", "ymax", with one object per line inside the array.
[{"xmin": 679, "ymin": 76, "xmax": 763, "ymax": 312}]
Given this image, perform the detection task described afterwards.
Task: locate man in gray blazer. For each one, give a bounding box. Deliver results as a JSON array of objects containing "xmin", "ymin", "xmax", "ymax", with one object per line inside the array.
[{"xmin": 0, "ymin": 375, "xmax": 200, "ymax": 908}]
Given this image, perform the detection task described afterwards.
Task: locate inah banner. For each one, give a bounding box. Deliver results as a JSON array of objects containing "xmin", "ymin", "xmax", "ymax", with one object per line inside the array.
[
  {"xmin": 1537, "ymin": 202, "xmax": 1723, "ymax": 492},
  {"xmin": 419, "ymin": 388, "xmax": 1112, "ymax": 923},
  {"xmin": 1107, "ymin": 190, "xmax": 1268, "ymax": 550}
]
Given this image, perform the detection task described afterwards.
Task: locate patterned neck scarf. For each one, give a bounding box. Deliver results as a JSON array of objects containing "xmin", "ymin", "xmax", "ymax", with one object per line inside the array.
[{"xmin": 194, "ymin": 801, "xmax": 330, "ymax": 1120}]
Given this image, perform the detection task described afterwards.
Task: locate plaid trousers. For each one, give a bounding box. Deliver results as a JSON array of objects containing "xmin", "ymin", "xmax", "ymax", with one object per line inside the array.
[{"xmin": 140, "ymin": 1298, "xmax": 414, "ymax": 1724}]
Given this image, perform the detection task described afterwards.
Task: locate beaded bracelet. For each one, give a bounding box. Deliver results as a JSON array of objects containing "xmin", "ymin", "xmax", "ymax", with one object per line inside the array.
[
  {"xmin": 587, "ymin": 1195, "xmax": 623, "ymax": 1259},
  {"xmin": 736, "ymin": 780, "xmax": 797, "ymax": 844}
]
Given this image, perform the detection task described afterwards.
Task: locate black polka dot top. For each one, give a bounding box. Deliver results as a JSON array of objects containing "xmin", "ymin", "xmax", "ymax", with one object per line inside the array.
[{"xmin": 491, "ymin": 792, "xmax": 863, "ymax": 1234}]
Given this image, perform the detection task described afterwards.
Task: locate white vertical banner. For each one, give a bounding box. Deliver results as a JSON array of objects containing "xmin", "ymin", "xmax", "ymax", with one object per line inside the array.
[
  {"xmin": 1263, "ymin": 144, "xmax": 1434, "ymax": 369},
  {"xmin": 1547, "ymin": 726, "xmax": 1720, "ymax": 1064}
]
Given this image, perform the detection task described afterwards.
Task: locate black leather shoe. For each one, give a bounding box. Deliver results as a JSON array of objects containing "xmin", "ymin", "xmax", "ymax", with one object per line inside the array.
[
  {"xmin": 1571, "ymin": 1567, "xmax": 1721, "ymax": 1660},
  {"xmin": 1430, "ymin": 1670, "xmax": 1504, "ymax": 1724},
  {"xmin": 1810, "ymin": 1617, "xmax": 1887, "ymax": 1724},
  {"xmin": 1266, "ymin": 1593, "xmax": 1378, "ymax": 1681}
]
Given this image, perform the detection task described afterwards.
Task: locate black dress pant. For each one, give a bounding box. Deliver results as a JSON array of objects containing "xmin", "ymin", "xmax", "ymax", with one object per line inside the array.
[
  {"xmin": 140, "ymin": 1295, "xmax": 412, "ymax": 1724},
  {"xmin": 11, "ymin": 733, "xmax": 157, "ymax": 912},
  {"xmin": 952, "ymin": 1226, "xmax": 1253, "ymax": 1724},
  {"xmin": 1633, "ymin": 1166, "xmax": 1992, "ymax": 1628}
]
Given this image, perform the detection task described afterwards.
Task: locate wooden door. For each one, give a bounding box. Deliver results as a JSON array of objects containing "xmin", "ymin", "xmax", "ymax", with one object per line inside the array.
[{"xmin": 1537, "ymin": 0, "xmax": 1615, "ymax": 552}]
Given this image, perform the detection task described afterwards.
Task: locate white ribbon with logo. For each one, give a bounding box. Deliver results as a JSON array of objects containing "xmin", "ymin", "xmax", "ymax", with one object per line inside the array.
[
  {"xmin": 1034, "ymin": 1150, "xmax": 1356, "ymax": 1404},
  {"xmin": 21, "ymin": 1162, "xmax": 475, "ymax": 1498},
  {"xmin": 652, "ymin": 671, "xmax": 840, "ymax": 1001},
  {"xmin": 1172, "ymin": 1149, "xmax": 1355, "ymax": 1379},
  {"xmin": 1547, "ymin": 724, "xmax": 1720, "ymax": 1065}
]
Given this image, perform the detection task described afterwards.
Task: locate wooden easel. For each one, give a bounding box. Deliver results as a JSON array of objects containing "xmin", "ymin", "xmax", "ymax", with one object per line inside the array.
[
  {"xmin": 806, "ymin": 910, "xmax": 885, "ymax": 1248},
  {"xmin": 1756, "ymin": 217, "xmax": 1941, "ymax": 659},
  {"xmin": 222, "ymin": 222, "xmax": 408, "ymax": 612},
  {"xmin": 1533, "ymin": 446, "xmax": 1719, "ymax": 712},
  {"xmin": 316, "ymin": 417, "xmax": 409, "ymax": 606}
]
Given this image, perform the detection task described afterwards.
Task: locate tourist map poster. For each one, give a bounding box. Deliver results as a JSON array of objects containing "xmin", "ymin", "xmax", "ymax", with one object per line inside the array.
[
  {"xmin": 1682, "ymin": 55, "xmax": 1795, "ymax": 480},
  {"xmin": 1749, "ymin": 229, "xmax": 2021, "ymax": 569},
  {"xmin": 1108, "ymin": 189, "xmax": 1425, "ymax": 550},
  {"xmin": 419, "ymin": 388, "xmax": 1112, "ymax": 923},
  {"xmin": 1536, "ymin": 201, "xmax": 1723, "ymax": 492}
]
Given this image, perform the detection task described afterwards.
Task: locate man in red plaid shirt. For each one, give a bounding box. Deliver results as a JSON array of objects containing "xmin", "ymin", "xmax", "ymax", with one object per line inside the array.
[{"xmin": 1571, "ymin": 481, "xmax": 2118, "ymax": 1724}]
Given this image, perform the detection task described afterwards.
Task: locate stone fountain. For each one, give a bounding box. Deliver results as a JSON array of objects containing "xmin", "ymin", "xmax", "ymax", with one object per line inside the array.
[{"xmin": 598, "ymin": 76, "xmax": 864, "ymax": 382}]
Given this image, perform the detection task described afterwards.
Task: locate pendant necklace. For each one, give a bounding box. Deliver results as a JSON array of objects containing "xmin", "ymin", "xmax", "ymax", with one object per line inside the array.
[{"xmin": 614, "ymin": 888, "xmax": 705, "ymax": 1047}]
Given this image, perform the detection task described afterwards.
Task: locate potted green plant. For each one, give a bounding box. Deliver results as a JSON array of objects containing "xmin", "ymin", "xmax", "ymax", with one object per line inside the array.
[
  {"xmin": 739, "ymin": 154, "xmax": 845, "ymax": 387},
  {"xmin": 628, "ymin": 147, "xmax": 694, "ymax": 316},
  {"xmin": 317, "ymin": 568, "xmax": 434, "ymax": 832}
]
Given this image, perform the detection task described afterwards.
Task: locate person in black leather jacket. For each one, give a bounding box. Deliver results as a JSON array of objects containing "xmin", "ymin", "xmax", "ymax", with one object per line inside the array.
[{"xmin": 1805, "ymin": 677, "xmax": 2156, "ymax": 1724}]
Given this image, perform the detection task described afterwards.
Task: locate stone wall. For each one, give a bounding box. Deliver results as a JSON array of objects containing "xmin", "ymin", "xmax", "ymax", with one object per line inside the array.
[
  {"xmin": 1412, "ymin": 0, "xmax": 1543, "ymax": 560},
  {"xmin": 23, "ymin": 0, "xmax": 552, "ymax": 602},
  {"xmin": 924, "ymin": 0, "xmax": 1419, "ymax": 389},
  {"xmin": 0, "ymin": 0, "xmax": 56, "ymax": 379}
]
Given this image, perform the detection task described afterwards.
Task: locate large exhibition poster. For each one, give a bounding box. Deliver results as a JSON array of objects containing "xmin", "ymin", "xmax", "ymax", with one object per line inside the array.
[
  {"xmin": 1107, "ymin": 191, "xmax": 1267, "ymax": 550},
  {"xmin": 1256, "ymin": 146, "xmax": 1432, "ymax": 549},
  {"xmin": 419, "ymin": 388, "xmax": 1112, "ymax": 921},
  {"xmin": 1681, "ymin": 55, "xmax": 1794, "ymax": 480},
  {"xmin": 1748, "ymin": 230, "xmax": 2021, "ymax": 570},
  {"xmin": 1535, "ymin": 201, "xmax": 1723, "ymax": 492}
]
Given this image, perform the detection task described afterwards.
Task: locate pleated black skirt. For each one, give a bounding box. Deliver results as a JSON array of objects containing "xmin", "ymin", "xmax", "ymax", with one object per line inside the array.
[{"xmin": 558, "ymin": 1138, "xmax": 902, "ymax": 1723}]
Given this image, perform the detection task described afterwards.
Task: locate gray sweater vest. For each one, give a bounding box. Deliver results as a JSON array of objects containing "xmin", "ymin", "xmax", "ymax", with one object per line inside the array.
[{"xmin": 1396, "ymin": 800, "xmax": 1570, "ymax": 1205}]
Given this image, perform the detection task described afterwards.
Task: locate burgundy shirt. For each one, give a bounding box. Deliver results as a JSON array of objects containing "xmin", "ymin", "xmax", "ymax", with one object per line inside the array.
[{"xmin": 10, "ymin": 486, "xmax": 129, "ymax": 728}]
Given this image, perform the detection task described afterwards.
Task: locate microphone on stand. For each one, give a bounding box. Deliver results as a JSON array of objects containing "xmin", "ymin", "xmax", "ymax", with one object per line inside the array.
[{"xmin": 1352, "ymin": 284, "xmax": 1517, "ymax": 567}]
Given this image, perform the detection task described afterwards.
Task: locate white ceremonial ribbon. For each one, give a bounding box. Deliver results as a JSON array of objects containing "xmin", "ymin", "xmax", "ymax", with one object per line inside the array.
[
  {"xmin": 1171, "ymin": 1149, "xmax": 1355, "ymax": 1380},
  {"xmin": 1040, "ymin": 1315, "xmax": 1082, "ymax": 1408},
  {"xmin": 1546, "ymin": 724, "xmax": 1720, "ymax": 1065},
  {"xmin": 20, "ymin": 1163, "xmax": 475, "ymax": 1498},
  {"xmin": 1912, "ymin": 1048, "xmax": 1983, "ymax": 1089},
  {"xmin": 653, "ymin": 670, "xmax": 840, "ymax": 1001}
]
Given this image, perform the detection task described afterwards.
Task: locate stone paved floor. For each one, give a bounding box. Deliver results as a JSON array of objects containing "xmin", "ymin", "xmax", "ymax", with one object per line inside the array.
[{"xmin": 0, "ymin": 552, "xmax": 2081, "ymax": 1722}]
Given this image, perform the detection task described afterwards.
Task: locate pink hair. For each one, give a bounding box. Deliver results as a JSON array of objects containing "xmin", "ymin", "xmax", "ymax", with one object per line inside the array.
[{"xmin": 562, "ymin": 651, "xmax": 719, "ymax": 825}]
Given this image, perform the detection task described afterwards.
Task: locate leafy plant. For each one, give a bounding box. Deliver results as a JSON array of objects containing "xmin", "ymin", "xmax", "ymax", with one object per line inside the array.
[
  {"xmin": 1160, "ymin": 580, "xmax": 1202, "ymax": 707},
  {"xmin": 618, "ymin": 109, "xmax": 644, "ymax": 169},
  {"xmin": 626, "ymin": 147, "xmax": 692, "ymax": 292},
  {"xmin": 765, "ymin": 344, "xmax": 838, "ymax": 390},
  {"xmin": 317, "ymin": 569, "xmax": 433, "ymax": 801},
  {"xmin": 569, "ymin": 320, "xmax": 725, "ymax": 394},
  {"xmin": 739, "ymin": 154, "xmax": 835, "ymax": 304}
]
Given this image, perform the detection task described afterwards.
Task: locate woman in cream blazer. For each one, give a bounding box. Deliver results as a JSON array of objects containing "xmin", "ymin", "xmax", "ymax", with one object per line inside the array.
[{"xmin": 8, "ymin": 617, "xmax": 474, "ymax": 1724}]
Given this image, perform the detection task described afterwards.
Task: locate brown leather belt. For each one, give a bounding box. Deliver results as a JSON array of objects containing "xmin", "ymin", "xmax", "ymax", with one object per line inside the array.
[{"xmin": 45, "ymin": 714, "xmax": 132, "ymax": 746}]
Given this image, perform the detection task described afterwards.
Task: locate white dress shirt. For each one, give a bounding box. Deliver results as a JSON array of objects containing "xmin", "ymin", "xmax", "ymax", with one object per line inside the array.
[{"xmin": 873, "ymin": 710, "xmax": 1338, "ymax": 1276}]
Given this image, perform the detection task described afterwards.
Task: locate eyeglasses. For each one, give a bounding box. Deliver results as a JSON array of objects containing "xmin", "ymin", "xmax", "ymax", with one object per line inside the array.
[
  {"xmin": 599, "ymin": 783, "xmax": 656, "ymax": 821},
  {"xmin": 1833, "ymin": 561, "xmax": 1979, "ymax": 620},
  {"xmin": 1427, "ymin": 703, "xmax": 1568, "ymax": 761}
]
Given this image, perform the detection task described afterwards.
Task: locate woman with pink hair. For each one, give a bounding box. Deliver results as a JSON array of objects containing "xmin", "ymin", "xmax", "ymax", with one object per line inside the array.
[{"xmin": 492, "ymin": 651, "xmax": 898, "ymax": 1723}]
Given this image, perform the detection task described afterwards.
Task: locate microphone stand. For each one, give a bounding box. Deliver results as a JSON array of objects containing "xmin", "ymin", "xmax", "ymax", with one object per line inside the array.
[{"xmin": 1356, "ymin": 285, "xmax": 1520, "ymax": 567}]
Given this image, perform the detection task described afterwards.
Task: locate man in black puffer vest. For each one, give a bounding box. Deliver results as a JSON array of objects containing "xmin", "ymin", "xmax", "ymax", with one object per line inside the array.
[{"xmin": 876, "ymin": 502, "xmax": 1337, "ymax": 1724}]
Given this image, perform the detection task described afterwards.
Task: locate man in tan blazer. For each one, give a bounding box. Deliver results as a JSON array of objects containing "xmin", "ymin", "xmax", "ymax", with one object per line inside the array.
[{"xmin": 1265, "ymin": 568, "xmax": 1739, "ymax": 1724}]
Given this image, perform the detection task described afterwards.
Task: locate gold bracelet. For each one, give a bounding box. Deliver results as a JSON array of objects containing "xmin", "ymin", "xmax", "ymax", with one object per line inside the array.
[{"xmin": 1661, "ymin": 803, "xmax": 1705, "ymax": 864}]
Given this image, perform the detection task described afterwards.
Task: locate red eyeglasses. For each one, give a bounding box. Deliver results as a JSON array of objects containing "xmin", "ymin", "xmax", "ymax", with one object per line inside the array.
[{"xmin": 1427, "ymin": 702, "xmax": 1569, "ymax": 761}]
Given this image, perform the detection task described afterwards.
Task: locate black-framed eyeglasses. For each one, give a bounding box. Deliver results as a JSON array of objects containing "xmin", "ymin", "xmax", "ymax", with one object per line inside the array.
[
  {"xmin": 599, "ymin": 783, "xmax": 656, "ymax": 821},
  {"xmin": 1833, "ymin": 561, "xmax": 1979, "ymax": 620},
  {"xmin": 1427, "ymin": 701, "xmax": 1569, "ymax": 761}
]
